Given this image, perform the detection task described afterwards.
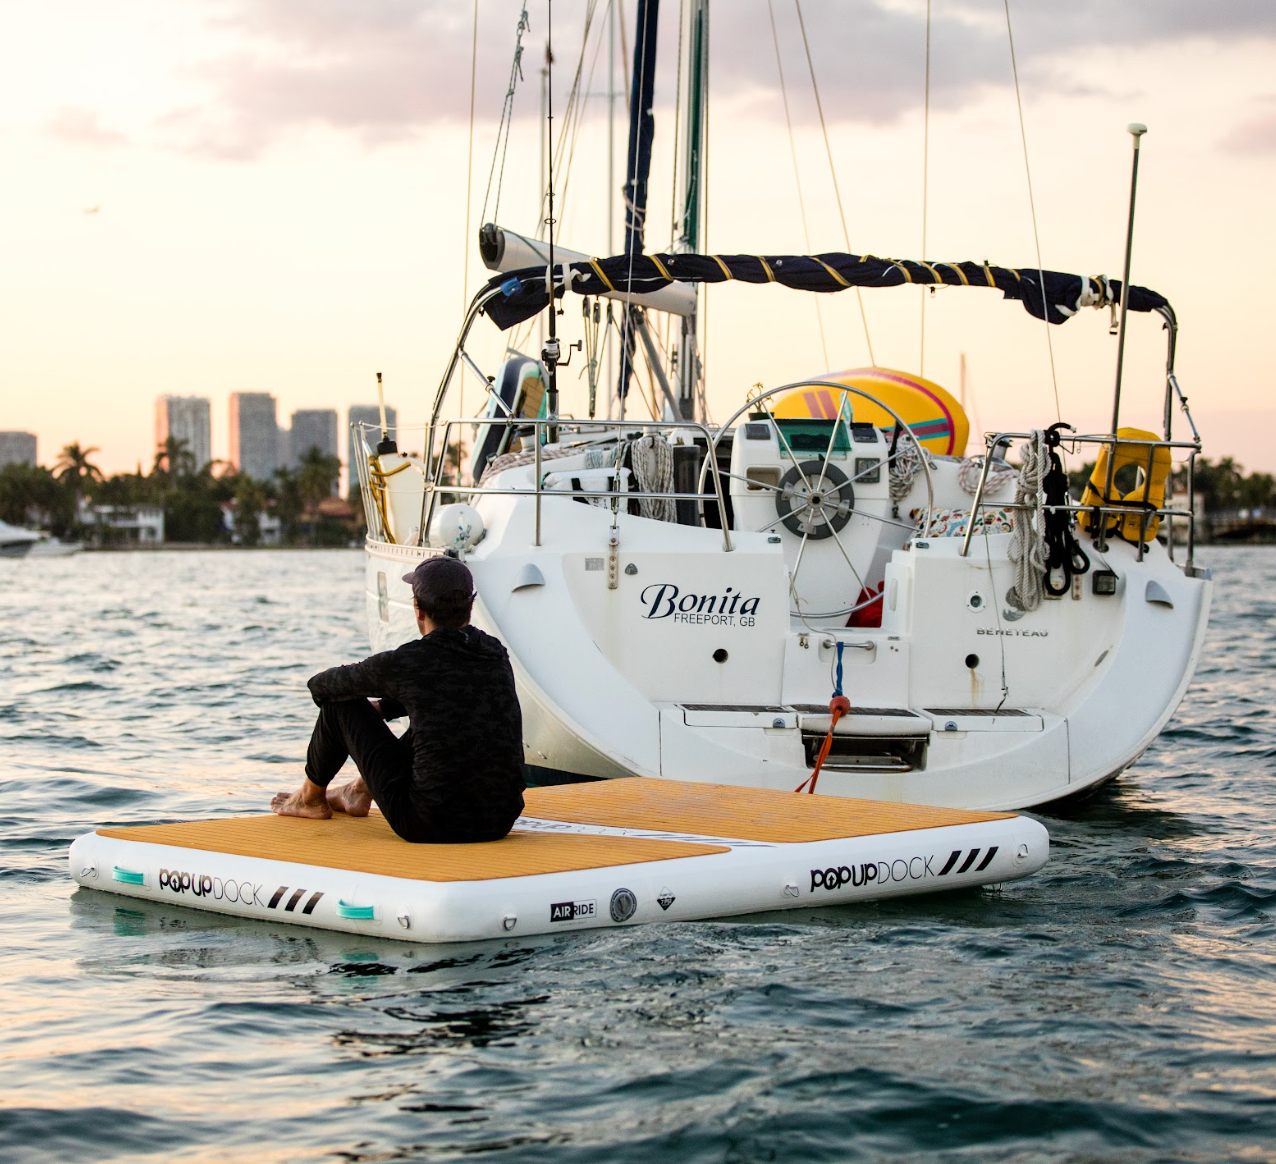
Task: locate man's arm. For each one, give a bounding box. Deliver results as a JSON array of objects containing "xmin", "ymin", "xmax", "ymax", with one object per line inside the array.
[{"xmin": 307, "ymin": 651, "xmax": 399, "ymax": 707}]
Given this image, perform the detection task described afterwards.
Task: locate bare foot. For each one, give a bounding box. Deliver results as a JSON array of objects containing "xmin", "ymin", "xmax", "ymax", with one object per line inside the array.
[
  {"xmin": 271, "ymin": 779, "xmax": 332, "ymax": 819},
  {"xmin": 328, "ymin": 778, "xmax": 373, "ymax": 817}
]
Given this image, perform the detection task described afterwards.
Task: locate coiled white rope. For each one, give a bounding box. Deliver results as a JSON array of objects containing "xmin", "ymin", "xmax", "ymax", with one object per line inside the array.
[
  {"xmin": 959, "ymin": 455, "xmax": 1016, "ymax": 496},
  {"xmin": 890, "ymin": 442, "xmax": 926, "ymax": 505},
  {"xmin": 631, "ymin": 434, "xmax": 676, "ymax": 522},
  {"xmin": 1007, "ymin": 430, "xmax": 1047, "ymax": 612}
]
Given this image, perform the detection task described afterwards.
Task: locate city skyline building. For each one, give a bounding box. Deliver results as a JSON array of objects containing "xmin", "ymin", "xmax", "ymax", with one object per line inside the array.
[
  {"xmin": 0, "ymin": 431, "xmax": 38, "ymax": 468},
  {"xmin": 347, "ymin": 403, "xmax": 397, "ymax": 491},
  {"xmin": 154, "ymin": 395, "xmax": 212, "ymax": 471},
  {"xmin": 289, "ymin": 408, "xmax": 339, "ymax": 466},
  {"xmin": 228, "ymin": 392, "xmax": 280, "ymax": 481}
]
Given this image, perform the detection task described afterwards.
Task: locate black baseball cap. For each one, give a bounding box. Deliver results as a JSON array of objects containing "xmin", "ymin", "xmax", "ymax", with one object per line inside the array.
[{"xmin": 402, "ymin": 555, "xmax": 475, "ymax": 605}]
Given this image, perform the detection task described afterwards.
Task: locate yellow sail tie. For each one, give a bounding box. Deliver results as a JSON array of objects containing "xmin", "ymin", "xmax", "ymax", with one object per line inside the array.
[
  {"xmin": 814, "ymin": 257, "xmax": 851, "ymax": 287},
  {"xmin": 588, "ymin": 258, "xmax": 616, "ymax": 293}
]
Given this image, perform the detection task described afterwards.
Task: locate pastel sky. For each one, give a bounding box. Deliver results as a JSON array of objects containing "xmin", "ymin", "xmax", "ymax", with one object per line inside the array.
[{"xmin": 1, "ymin": 0, "xmax": 1273, "ymax": 476}]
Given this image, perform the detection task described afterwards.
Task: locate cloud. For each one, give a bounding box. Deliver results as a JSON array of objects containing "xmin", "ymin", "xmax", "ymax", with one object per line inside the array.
[
  {"xmin": 47, "ymin": 106, "xmax": 127, "ymax": 147},
  {"xmin": 1218, "ymin": 94, "xmax": 1276, "ymax": 153},
  {"xmin": 158, "ymin": 0, "xmax": 552, "ymax": 158},
  {"xmin": 156, "ymin": 0, "xmax": 1276, "ymax": 159}
]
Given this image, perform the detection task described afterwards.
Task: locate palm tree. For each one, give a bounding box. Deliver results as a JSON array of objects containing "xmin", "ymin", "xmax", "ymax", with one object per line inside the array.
[
  {"xmin": 152, "ymin": 436, "xmax": 195, "ymax": 479},
  {"xmin": 233, "ymin": 476, "xmax": 267, "ymax": 546},
  {"xmin": 54, "ymin": 442, "xmax": 103, "ymax": 487},
  {"xmin": 296, "ymin": 445, "xmax": 342, "ymax": 545},
  {"xmin": 53, "ymin": 442, "xmax": 104, "ymax": 516}
]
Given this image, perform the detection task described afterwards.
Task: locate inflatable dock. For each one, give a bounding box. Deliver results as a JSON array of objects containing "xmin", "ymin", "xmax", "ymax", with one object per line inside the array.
[{"xmin": 69, "ymin": 779, "xmax": 1049, "ymax": 942}]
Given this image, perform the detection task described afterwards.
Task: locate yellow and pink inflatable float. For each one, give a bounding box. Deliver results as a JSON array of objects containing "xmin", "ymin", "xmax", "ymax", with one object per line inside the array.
[{"xmin": 771, "ymin": 367, "xmax": 969, "ymax": 457}]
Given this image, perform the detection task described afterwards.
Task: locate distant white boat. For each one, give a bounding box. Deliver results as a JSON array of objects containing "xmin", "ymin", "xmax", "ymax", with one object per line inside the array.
[{"xmin": 0, "ymin": 519, "xmax": 81, "ymax": 558}]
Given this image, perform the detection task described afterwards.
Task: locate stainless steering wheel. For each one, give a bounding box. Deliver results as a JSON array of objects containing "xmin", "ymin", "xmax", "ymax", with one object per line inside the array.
[{"xmin": 703, "ymin": 380, "xmax": 934, "ymax": 620}]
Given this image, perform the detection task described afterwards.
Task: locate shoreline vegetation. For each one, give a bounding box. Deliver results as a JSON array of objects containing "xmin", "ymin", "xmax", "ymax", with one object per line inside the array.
[
  {"xmin": 4, "ymin": 439, "xmax": 1275, "ymax": 546},
  {"xmin": 1, "ymin": 437, "xmax": 361, "ymax": 548}
]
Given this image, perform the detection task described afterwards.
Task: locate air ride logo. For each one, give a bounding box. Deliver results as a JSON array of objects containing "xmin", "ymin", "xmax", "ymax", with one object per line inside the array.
[
  {"xmin": 550, "ymin": 899, "xmax": 596, "ymax": 923},
  {"xmin": 639, "ymin": 583, "xmax": 760, "ymax": 627}
]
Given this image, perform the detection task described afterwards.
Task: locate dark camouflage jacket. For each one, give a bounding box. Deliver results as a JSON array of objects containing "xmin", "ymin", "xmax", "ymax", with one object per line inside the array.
[{"xmin": 307, "ymin": 626, "xmax": 525, "ymax": 839}]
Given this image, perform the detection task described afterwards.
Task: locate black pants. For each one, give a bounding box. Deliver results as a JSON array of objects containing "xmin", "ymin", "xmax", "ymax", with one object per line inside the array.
[{"xmin": 304, "ymin": 699, "xmax": 439, "ymax": 842}]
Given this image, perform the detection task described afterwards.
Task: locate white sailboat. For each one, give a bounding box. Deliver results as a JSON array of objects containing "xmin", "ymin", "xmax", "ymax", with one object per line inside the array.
[{"xmin": 355, "ymin": 2, "xmax": 1210, "ymax": 812}]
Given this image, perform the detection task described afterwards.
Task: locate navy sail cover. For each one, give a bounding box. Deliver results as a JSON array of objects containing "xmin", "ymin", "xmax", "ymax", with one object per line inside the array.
[{"xmin": 481, "ymin": 250, "xmax": 1169, "ymax": 331}]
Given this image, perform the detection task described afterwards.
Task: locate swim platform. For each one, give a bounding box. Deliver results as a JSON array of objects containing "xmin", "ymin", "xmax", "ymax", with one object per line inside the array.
[{"xmin": 69, "ymin": 778, "xmax": 1049, "ymax": 942}]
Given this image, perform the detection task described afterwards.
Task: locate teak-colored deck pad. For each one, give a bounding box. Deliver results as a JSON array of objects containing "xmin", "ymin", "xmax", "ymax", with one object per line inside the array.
[
  {"xmin": 97, "ymin": 814, "xmax": 727, "ymax": 882},
  {"xmin": 524, "ymin": 779, "xmax": 1012, "ymax": 843}
]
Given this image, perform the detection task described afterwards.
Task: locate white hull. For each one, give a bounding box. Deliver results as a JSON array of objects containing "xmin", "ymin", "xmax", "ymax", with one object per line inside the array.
[
  {"xmin": 0, "ymin": 519, "xmax": 81, "ymax": 558},
  {"xmin": 363, "ymin": 456, "xmax": 1211, "ymax": 812}
]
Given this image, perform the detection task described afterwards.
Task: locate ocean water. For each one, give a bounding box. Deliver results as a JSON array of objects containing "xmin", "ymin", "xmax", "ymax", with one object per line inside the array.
[{"xmin": 1, "ymin": 547, "xmax": 1273, "ymax": 1163}]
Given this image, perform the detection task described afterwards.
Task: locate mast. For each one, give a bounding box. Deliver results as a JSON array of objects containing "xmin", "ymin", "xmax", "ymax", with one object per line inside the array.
[
  {"xmin": 676, "ymin": 0, "xmax": 708, "ymax": 420},
  {"xmin": 615, "ymin": 0, "xmax": 660, "ymax": 413}
]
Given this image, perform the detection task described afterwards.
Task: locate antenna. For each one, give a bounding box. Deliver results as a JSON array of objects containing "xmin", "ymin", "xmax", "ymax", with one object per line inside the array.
[
  {"xmin": 375, "ymin": 371, "xmax": 397, "ymax": 455},
  {"xmin": 541, "ymin": 0, "xmax": 561, "ymax": 444},
  {"xmin": 1110, "ymin": 123, "xmax": 1147, "ymax": 436}
]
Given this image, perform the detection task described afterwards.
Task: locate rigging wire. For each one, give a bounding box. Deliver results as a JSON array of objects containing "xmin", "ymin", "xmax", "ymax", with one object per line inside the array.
[
  {"xmin": 479, "ymin": 6, "xmax": 531, "ymax": 228},
  {"xmin": 699, "ymin": 0, "xmax": 711, "ymax": 422},
  {"xmin": 556, "ymin": 0, "xmax": 609, "ymax": 233},
  {"xmin": 669, "ymin": 0, "xmax": 685, "ymax": 251},
  {"xmin": 617, "ymin": 0, "xmax": 630, "ymax": 100},
  {"xmin": 920, "ymin": 0, "xmax": 930, "ymax": 378},
  {"xmin": 767, "ymin": 0, "xmax": 829, "ymax": 371},
  {"xmin": 663, "ymin": 0, "xmax": 686, "ymax": 394},
  {"xmin": 794, "ymin": 0, "xmax": 875, "ymax": 367},
  {"xmin": 459, "ymin": 0, "xmax": 480, "ymax": 477},
  {"xmin": 1004, "ymin": 0, "xmax": 1062, "ymax": 422},
  {"xmin": 535, "ymin": 0, "xmax": 602, "ymax": 238}
]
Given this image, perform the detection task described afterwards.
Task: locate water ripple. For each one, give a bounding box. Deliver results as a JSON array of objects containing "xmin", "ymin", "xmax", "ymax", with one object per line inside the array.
[{"xmin": 1, "ymin": 547, "xmax": 1275, "ymax": 1162}]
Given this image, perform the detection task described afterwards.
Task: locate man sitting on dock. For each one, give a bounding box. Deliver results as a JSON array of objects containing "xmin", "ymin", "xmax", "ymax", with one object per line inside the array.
[{"xmin": 271, "ymin": 556, "xmax": 525, "ymax": 842}]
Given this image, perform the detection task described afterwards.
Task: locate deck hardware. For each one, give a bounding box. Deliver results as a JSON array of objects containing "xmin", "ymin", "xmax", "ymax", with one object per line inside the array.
[
  {"xmin": 772, "ymin": 718, "xmax": 786, "ymax": 729},
  {"xmin": 1015, "ymin": 844, "xmax": 1030, "ymax": 862},
  {"xmin": 512, "ymin": 563, "xmax": 546, "ymax": 591},
  {"xmin": 1092, "ymin": 569, "xmax": 1118, "ymax": 596},
  {"xmin": 967, "ymin": 591, "xmax": 985, "ymax": 611},
  {"xmin": 607, "ymin": 529, "xmax": 620, "ymax": 590},
  {"xmin": 80, "ymin": 864, "xmax": 98, "ymax": 880},
  {"xmin": 783, "ymin": 882, "xmax": 800, "ymax": 897},
  {"xmin": 397, "ymin": 914, "xmax": 412, "ymax": 929},
  {"xmin": 624, "ymin": 563, "xmax": 638, "ymax": 575},
  {"xmin": 799, "ymin": 634, "xmax": 810, "ymax": 649},
  {"xmin": 502, "ymin": 915, "xmax": 517, "ymax": 931},
  {"xmin": 944, "ymin": 721, "xmax": 959, "ymax": 732},
  {"xmin": 377, "ymin": 572, "xmax": 389, "ymax": 623},
  {"xmin": 1072, "ymin": 572, "xmax": 1083, "ymax": 600},
  {"xmin": 112, "ymin": 867, "xmax": 144, "ymax": 885},
  {"xmin": 821, "ymin": 637, "xmax": 875, "ymax": 653},
  {"xmin": 914, "ymin": 541, "xmax": 930, "ymax": 550},
  {"xmin": 965, "ymin": 654, "xmax": 979, "ymax": 669},
  {"xmin": 767, "ymin": 535, "xmax": 782, "ymax": 544},
  {"xmin": 337, "ymin": 901, "xmax": 376, "ymax": 920}
]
